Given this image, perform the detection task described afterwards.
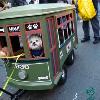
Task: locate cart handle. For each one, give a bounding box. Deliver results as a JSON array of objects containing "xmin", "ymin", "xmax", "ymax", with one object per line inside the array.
[{"xmin": 0, "ymin": 53, "xmax": 25, "ymax": 97}]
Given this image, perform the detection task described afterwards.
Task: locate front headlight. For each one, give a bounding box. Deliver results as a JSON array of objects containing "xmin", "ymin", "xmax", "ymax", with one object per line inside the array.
[{"xmin": 18, "ymin": 70, "xmax": 27, "ymax": 80}]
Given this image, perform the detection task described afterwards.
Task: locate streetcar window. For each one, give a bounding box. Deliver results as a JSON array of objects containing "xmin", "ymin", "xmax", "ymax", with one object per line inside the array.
[
  {"xmin": 57, "ymin": 17, "xmax": 62, "ymax": 25},
  {"xmin": 0, "ymin": 36, "xmax": 7, "ymax": 47},
  {"xmin": 10, "ymin": 36, "xmax": 24, "ymax": 56},
  {"xmin": 58, "ymin": 28, "xmax": 64, "ymax": 46},
  {"xmin": 66, "ymin": 15, "xmax": 69, "ymax": 20},
  {"xmin": 0, "ymin": 36, "xmax": 10, "ymax": 57},
  {"xmin": 67, "ymin": 22, "xmax": 72, "ymax": 36},
  {"xmin": 62, "ymin": 16, "xmax": 66, "ymax": 23},
  {"xmin": 71, "ymin": 21, "xmax": 75, "ymax": 33},
  {"xmin": 27, "ymin": 33, "xmax": 45, "ymax": 58},
  {"xmin": 64, "ymin": 28, "xmax": 68, "ymax": 40}
]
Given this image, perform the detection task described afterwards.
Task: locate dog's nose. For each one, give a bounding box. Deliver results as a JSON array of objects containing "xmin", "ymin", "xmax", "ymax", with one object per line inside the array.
[{"xmin": 33, "ymin": 42, "xmax": 36, "ymax": 45}]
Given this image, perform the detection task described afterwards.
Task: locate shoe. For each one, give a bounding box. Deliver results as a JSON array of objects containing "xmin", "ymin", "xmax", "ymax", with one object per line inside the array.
[
  {"xmin": 93, "ymin": 38, "xmax": 100, "ymax": 44},
  {"xmin": 81, "ymin": 37, "xmax": 90, "ymax": 43}
]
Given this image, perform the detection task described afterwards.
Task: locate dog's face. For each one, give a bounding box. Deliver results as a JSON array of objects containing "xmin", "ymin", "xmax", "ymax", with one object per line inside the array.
[{"xmin": 28, "ymin": 34, "xmax": 42, "ymax": 50}]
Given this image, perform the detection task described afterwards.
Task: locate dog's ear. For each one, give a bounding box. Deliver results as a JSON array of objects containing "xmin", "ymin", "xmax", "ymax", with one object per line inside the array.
[
  {"xmin": 36, "ymin": 33, "xmax": 42, "ymax": 38},
  {"xmin": 28, "ymin": 34, "xmax": 33, "ymax": 40},
  {"xmin": 27, "ymin": 34, "xmax": 42, "ymax": 41}
]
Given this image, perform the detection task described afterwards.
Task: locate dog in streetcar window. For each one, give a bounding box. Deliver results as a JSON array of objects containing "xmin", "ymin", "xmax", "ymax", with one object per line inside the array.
[{"xmin": 28, "ymin": 34, "xmax": 44, "ymax": 57}]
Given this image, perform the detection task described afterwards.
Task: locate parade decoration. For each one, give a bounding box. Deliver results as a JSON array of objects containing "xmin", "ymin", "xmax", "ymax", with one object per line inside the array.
[{"xmin": 0, "ymin": 3, "xmax": 78, "ymax": 99}]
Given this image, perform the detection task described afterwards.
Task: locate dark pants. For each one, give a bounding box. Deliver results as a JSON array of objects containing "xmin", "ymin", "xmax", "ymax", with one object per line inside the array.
[
  {"xmin": 82, "ymin": 0, "xmax": 99, "ymax": 39},
  {"xmin": 9, "ymin": 0, "xmax": 27, "ymax": 7}
]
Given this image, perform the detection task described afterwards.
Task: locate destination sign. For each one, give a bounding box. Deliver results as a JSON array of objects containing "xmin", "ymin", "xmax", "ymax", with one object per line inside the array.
[
  {"xmin": 8, "ymin": 25, "xmax": 20, "ymax": 32},
  {"xmin": 25, "ymin": 22, "xmax": 40, "ymax": 31},
  {"xmin": 0, "ymin": 27, "xmax": 4, "ymax": 33}
]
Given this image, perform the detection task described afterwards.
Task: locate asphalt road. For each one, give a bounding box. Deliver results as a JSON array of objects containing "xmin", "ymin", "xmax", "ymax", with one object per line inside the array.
[{"xmin": 0, "ymin": 18, "xmax": 100, "ymax": 100}]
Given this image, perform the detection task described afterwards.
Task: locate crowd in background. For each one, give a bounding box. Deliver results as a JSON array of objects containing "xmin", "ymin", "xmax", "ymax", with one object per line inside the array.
[
  {"xmin": 0, "ymin": 0, "xmax": 100, "ymax": 17},
  {"xmin": 0, "ymin": 0, "xmax": 70, "ymax": 11},
  {"xmin": 7, "ymin": 0, "xmax": 66, "ymax": 7},
  {"xmin": 0, "ymin": 0, "xmax": 72, "ymax": 8}
]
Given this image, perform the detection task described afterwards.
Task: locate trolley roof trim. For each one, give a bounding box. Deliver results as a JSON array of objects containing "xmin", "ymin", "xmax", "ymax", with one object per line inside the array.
[{"xmin": 0, "ymin": 3, "xmax": 75, "ymax": 19}]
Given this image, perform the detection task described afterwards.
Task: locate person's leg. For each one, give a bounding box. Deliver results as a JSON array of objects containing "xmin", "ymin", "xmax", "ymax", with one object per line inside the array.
[
  {"xmin": 83, "ymin": 21, "xmax": 90, "ymax": 38},
  {"xmin": 91, "ymin": 16, "xmax": 100, "ymax": 44},
  {"xmin": 90, "ymin": 0, "xmax": 100, "ymax": 44},
  {"xmin": 98, "ymin": 2, "xmax": 100, "ymax": 17},
  {"xmin": 81, "ymin": 21, "xmax": 90, "ymax": 42},
  {"xmin": 91, "ymin": 16, "xmax": 99, "ymax": 38}
]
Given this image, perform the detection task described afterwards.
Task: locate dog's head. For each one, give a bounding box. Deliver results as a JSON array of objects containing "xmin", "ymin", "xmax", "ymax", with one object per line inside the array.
[{"xmin": 28, "ymin": 34, "xmax": 42, "ymax": 50}]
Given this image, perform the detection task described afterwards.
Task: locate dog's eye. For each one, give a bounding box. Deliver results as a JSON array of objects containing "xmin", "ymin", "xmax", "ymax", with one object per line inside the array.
[
  {"xmin": 36, "ymin": 40, "xmax": 38, "ymax": 42},
  {"xmin": 30, "ymin": 41, "xmax": 32, "ymax": 43}
]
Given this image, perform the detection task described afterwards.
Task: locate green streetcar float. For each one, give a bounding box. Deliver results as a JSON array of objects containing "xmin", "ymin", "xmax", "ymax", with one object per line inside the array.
[{"xmin": 0, "ymin": 3, "xmax": 78, "ymax": 90}]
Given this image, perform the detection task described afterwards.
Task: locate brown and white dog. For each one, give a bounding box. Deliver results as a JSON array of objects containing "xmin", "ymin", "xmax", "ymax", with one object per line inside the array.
[
  {"xmin": 0, "ymin": 0, "xmax": 11, "ymax": 11},
  {"xmin": 28, "ymin": 34, "xmax": 43, "ymax": 57}
]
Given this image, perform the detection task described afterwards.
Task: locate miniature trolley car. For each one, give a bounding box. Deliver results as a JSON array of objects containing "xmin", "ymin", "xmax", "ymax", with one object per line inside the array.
[{"xmin": 0, "ymin": 3, "xmax": 78, "ymax": 90}]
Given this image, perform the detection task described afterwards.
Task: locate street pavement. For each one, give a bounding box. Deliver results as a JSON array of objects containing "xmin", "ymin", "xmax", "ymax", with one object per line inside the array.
[{"xmin": 0, "ymin": 18, "xmax": 100, "ymax": 100}]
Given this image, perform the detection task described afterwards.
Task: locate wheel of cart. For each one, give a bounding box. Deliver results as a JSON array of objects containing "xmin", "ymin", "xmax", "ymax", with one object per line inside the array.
[
  {"xmin": 65, "ymin": 49, "xmax": 75, "ymax": 65},
  {"xmin": 58, "ymin": 65, "xmax": 67, "ymax": 85}
]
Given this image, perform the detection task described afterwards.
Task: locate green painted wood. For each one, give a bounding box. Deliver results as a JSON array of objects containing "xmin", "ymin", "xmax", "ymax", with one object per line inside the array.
[
  {"xmin": 0, "ymin": 4, "xmax": 77, "ymax": 90},
  {"xmin": 0, "ymin": 3, "xmax": 75, "ymax": 19}
]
